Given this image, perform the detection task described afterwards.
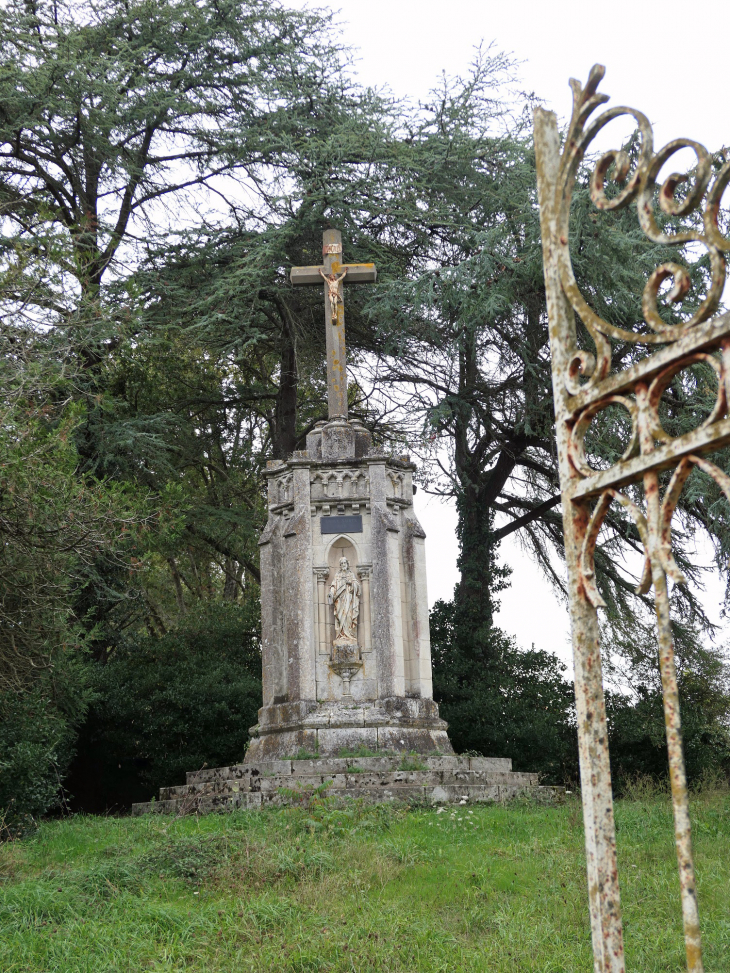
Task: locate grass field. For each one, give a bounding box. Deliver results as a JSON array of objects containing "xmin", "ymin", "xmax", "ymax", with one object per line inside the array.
[{"xmin": 1, "ymin": 786, "xmax": 728, "ymax": 972}]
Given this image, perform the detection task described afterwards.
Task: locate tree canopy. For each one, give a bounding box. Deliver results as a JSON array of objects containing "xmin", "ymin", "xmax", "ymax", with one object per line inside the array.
[{"xmin": 1, "ymin": 0, "xmax": 728, "ymax": 821}]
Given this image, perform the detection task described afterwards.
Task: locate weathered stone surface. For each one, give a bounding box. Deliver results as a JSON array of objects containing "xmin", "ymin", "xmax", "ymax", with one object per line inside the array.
[
  {"xmin": 468, "ymin": 756, "xmax": 513, "ymax": 772},
  {"xmin": 376, "ymin": 726, "xmax": 449, "ymax": 753},
  {"xmin": 246, "ymin": 729, "xmax": 319, "ymax": 763},
  {"xmin": 187, "ymin": 760, "xmax": 293, "ymax": 784},
  {"xmin": 146, "ymin": 232, "xmax": 540, "ymax": 810},
  {"xmin": 313, "ymin": 726, "xmax": 380, "ymax": 755},
  {"xmin": 247, "ymin": 694, "xmax": 453, "ymax": 761},
  {"xmin": 250, "ymin": 419, "xmax": 456, "ymax": 760},
  {"xmin": 131, "ymin": 755, "xmax": 563, "ymax": 816},
  {"xmin": 321, "ymin": 418, "xmax": 356, "ymax": 460},
  {"xmin": 257, "ymin": 700, "xmax": 320, "ymax": 729},
  {"xmin": 350, "ymin": 419, "xmax": 372, "ymax": 458},
  {"xmin": 306, "ymin": 422, "xmax": 326, "ymax": 459}
]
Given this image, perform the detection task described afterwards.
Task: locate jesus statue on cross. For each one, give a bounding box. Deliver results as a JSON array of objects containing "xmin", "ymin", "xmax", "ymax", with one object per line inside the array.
[
  {"xmin": 290, "ymin": 230, "xmax": 377, "ymax": 421},
  {"xmin": 319, "ymin": 267, "xmax": 347, "ymax": 323}
]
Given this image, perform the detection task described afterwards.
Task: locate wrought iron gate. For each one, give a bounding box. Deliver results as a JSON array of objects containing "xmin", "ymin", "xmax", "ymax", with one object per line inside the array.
[{"xmin": 534, "ymin": 65, "xmax": 730, "ymax": 973}]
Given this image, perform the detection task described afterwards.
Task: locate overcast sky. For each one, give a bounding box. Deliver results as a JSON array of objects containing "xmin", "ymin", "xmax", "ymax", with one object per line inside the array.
[{"xmin": 290, "ymin": 0, "xmax": 730, "ymax": 667}]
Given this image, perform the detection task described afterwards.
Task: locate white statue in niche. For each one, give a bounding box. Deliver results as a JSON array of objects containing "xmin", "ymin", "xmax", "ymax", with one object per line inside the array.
[{"xmin": 328, "ymin": 557, "xmax": 360, "ymax": 646}]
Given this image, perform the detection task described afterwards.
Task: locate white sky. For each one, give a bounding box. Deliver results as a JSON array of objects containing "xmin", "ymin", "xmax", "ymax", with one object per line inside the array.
[{"xmin": 290, "ymin": 0, "xmax": 730, "ymax": 668}]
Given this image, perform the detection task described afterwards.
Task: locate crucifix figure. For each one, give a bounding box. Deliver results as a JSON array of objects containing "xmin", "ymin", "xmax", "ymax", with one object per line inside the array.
[
  {"xmin": 320, "ymin": 268, "xmax": 347, "ymax": 323},
  {"xmin": 290, "ymin": 229, "xmax": 377, "ymax": 420}
]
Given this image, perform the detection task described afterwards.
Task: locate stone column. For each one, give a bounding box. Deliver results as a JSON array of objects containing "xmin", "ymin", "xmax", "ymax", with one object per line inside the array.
[
  {"xmin": 283, "ymin": 458, "xmax": 315, "ymax": 702},
  {"xmin": 404, "ymin": 513, "xmax": 433, "ymax": 699},
  {"xmin": 259, "ymin": 463, "xmax": 287, "ymax": 706},
  {"xmin": 356, "ymin": 564, "xmax": 372, "ymax": 655},
  {"xmin": 368, "ymin": 459, "xmax": 405, "ymax": 698},
  {"xmin": 259, "ymin": 526, "xmax": 282, "ymax": 706},
  {"xmin": 313, "ymin": 567, "xmax": 331, "ymax": 656}
]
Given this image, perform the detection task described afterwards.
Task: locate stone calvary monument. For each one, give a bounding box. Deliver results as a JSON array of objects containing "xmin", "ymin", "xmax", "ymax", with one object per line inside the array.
[
  {"xmin": 132, "ymin": 230, "xmax": 558, "ymax": 813},
  {"xmin": 245, "ymin": 228, "xmax": 452, "ymax": 760}
]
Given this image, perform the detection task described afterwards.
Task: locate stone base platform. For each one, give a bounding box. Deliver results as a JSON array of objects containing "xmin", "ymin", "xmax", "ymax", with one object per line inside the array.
[
  {"xmin": 131, "ymin": 754, "xmax": 563, "ymax": 816},
  {"xmin": 245, "ymin": 697, "xmax": 453, "ymax": 762}
]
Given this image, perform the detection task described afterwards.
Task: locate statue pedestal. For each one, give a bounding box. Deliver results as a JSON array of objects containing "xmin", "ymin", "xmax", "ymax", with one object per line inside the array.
[
  {"xmin": 245, "ymin": 697, "xmax": 451, "ymax": 761},
  {"xmin": 247, "ymin": 422, "xmax": 453, "ymax": 761},
  {"xmin": 330, "ymin": 642, "xmax": 362, "ymax": 696}
]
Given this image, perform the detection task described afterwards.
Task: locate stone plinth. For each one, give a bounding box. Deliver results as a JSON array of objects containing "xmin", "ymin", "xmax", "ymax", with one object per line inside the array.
[
  {"xmin": 248, "ymin": 419, "xmax": 452, "ymax": 762},
  {"xmin": 247, "ymin": 697, "xmax": 450, "ymax": 762},
  {"xmin": 131, "ymin": 754, "xmax": 564, "ymax": 815}
]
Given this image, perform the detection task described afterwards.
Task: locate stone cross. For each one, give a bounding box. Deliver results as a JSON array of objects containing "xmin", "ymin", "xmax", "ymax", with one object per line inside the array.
[{"xmin": 290, "ymin": 229, "xmax": 377, "ymax": 420}]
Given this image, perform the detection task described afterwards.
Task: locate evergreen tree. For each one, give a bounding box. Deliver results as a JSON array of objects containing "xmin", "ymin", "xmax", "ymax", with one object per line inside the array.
[
  {"xmin": 364, "ymin": 56, "xmax": 730, "ymax": 659},
  {"xmin": 1, "ymin": 1, "xmax": 728, "ymax": 811}
]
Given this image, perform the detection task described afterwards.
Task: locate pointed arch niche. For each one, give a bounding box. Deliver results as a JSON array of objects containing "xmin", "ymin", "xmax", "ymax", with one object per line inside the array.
[
  {"xmin": 326, "ymin": 535, "xmax": 358, "ymax": 576},
  {"xmin": 326, "ymin": 536, "xmax": 358, "ymax": 657},
  {"xmin": 312, "ymin": 535, "xmax": 371, "ymax": 660}
]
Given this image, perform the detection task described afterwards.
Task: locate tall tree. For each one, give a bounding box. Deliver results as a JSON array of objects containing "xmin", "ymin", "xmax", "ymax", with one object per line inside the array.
[
  {"xmin": 363, "ymin": 55, "xmax": 730, "ymax": 659},
  {"xmin": 0, "ymin": 0, "xmax": 341, "ymax": 323},
  {"xmin": 0, "ymin": 0, "xmax": 373, "ymax": 638}
]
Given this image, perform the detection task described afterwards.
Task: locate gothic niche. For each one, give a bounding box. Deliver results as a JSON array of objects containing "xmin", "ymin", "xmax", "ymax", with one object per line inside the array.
[{"xmin": 326, "ymin": 539, "xmax": 362, "ymax": 695}]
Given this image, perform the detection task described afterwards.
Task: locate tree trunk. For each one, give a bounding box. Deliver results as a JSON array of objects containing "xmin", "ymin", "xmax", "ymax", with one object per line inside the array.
[
  {"xmin": 273, "ymin": 324, "xmax": 298, "ymax": 459},
  {"xmin": 223, "ymin": 556, "xmax": 239, "ymax": 602},
  {"xmin": 451, "ymin": 324, "xmax": 513, "ymax": 656},
  {"xmin": 167, "ymin": 558, "xmax": 187, "ymax": 614}
]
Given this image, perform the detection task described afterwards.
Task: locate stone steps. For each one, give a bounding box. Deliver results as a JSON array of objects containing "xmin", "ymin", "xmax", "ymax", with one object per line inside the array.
[
  {"xmin": 185, "ymin": 754, "xmax": 513, "ymax": 785},
  {"xmin": 159, "ymin": 770, "xmax": 539, "ymax": 802},
  {"xmin": 131, "ymin": 755, "xmax": 562, "ymax": 816}
]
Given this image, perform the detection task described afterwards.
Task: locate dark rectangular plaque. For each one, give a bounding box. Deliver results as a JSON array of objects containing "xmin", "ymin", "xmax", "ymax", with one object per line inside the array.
[{"xmin": 320, "ymin": 515, "xmax": 363, "ymax": 534}]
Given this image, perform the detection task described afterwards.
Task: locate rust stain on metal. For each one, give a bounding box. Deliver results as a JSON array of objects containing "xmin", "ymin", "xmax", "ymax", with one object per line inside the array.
[{"xmin": 534, "ymin": 64, "xmax": 728, "ymax": 972}]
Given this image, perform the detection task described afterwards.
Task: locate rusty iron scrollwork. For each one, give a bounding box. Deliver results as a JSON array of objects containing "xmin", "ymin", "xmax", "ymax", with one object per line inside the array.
[{"xmin": 535, "ymin": 65, "xmax": 730, "ymax": 973}]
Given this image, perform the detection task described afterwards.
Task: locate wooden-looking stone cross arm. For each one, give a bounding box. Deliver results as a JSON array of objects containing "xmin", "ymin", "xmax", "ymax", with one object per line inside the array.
[{"xmin": 290, "ymin": 229, "xmax": 377, "ymax": 420}]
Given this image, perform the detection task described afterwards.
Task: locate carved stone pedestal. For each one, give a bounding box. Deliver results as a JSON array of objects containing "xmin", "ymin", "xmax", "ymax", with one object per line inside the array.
[
  {"xmin": 330, "ymin": 643, "xmax": 362, "ymax": 696},
  {"xmin": 246, "ymin": 696, "xmax": 451, "ymax": 761},
  {"xmin": 245, "ymin": 419, "xmax": 453, "ymax": 762}
]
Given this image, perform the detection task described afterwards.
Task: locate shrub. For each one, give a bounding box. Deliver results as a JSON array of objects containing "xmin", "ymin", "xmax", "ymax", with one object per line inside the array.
[
  {"xmin": 67, "ymin": 600, "xmax": 262, "ymax": 811},
  {"xmin": 607, "ymin": 680, "xmax": 730, "ymax": 795},
  {"xmin": 431, "ymin": 599, "xmax": 578, "ymax": 784},
  {"xmin": 0, "ymin": 674, "xmax": 88, "ymax": 836}
]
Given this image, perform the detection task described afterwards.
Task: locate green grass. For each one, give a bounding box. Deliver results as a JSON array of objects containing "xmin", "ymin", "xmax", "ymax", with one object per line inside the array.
[{"xmin": 0, "ymin": 789, "xmax": 728, "ymax": 972}]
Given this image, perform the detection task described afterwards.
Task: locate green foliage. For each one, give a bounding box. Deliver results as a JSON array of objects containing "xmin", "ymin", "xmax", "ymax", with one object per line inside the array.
[
  {"xmin": 432, "ymin": 584, "xmax": 730, "ymax": 792},
  {"xmin": 0, "ymin": 402, "xmax": 147, "ymax": 678},
  {"xmin": 0, "ymin": 0, "xmax": 368, "ymax": 646},
  {"xmin": 598, "ymin": 620, "xmax": 730, "ymax": 791},
  {"xmin": 0, "ymin": 0, "xmax": 340, "ymax": 308},
  {"xmin": 367, "ymin": 57, "xmax": 730, "ymax": 649},
  {"xmin": 1, "ymin": 793, "xmax": 729, "ymax": 970},
  {"xmin": 1, "ymin": 0, "xmax": 728, "ymax": 826},
  {"xmin": 68, "ymin": 602, "xmax": 262, "ymax": 810},
  {"xmin": 279, "ymin": 748, "xmax": 320, "ymax": 762},
  {"xmin": 336, "ymin": 746, "xmax": 381, "ymax": 759},
  {"xmin": 0, "ymin": 686, "xmax": 81, "ymax": 838},
  {"xmin": 0, "ymin": 643, "xmax": 91, "ymax": 836},
  {"xmin": 398, "ymin": 754, "xmax": 427, "ymax": 772},
  {"xmin": 0, "ymin": 369, "xmax": 149, "ymax": 831},
  {"xmin": 431, "ymin": 599, "xmax": 578, "ymax": 784},
  {"xmin": 96, "ymin": 332, "xmax": 268, "ymax": 641},
  {"xmin": 606, "ymin": 670, "xmax": 730, "ymax": 794}
]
